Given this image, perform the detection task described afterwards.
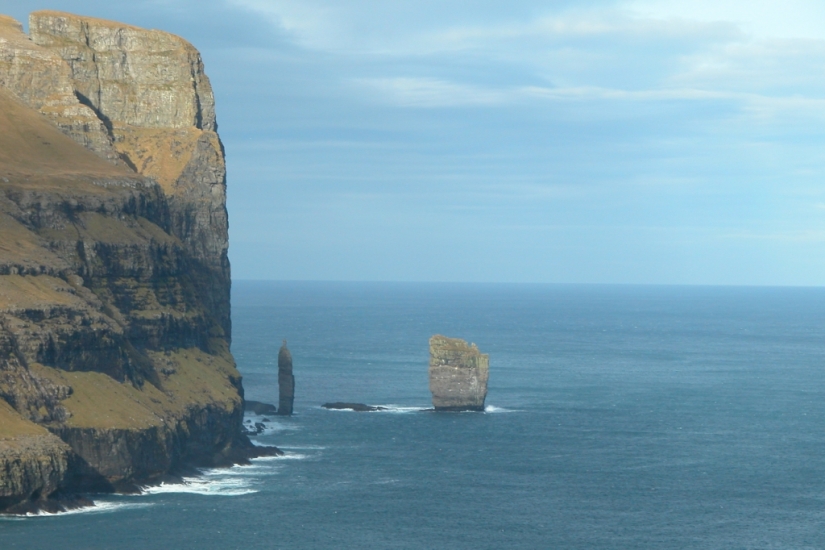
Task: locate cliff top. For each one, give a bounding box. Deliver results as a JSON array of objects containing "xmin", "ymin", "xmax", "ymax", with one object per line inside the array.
[
  {"xmin": 30, "ymin": 10, "xmax": 197, "ymax": 53},
  {"xmin": 31, "ymin": 10, "xmax": 144, "ymax": 31},
  {"xmin": 429, "ymin": 335, "xmax": 484, "ymax": 354}
]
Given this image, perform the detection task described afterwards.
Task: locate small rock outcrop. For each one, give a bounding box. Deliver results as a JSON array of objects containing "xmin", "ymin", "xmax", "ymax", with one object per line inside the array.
[
  {"xmin": 277, "ymin": 340, "xmax": 295, "ymax": 416},
  {"xmin": 322, "ymin": 403, "xmax": 388, "ymax": 412},
  {"xmin": 244, "ymin": 400, "xmax": 278, "ymax": 415},
  {"xmin": 429, "ymin": 335, "xmax": 489, "ymax": 412}
]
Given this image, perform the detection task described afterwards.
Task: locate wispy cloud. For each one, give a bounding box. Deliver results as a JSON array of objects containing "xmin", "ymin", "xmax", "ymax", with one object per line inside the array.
[{"xmin": 354, "ymin": 77, "xmax": 506, "ymax": 107}]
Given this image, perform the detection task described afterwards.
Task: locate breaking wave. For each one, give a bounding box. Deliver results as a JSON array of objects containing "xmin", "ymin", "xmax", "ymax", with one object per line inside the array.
[
  {"xmin": 484, "ymin": 405, "xmax": 517, "ymax": 413},
  {"xmin": 140, "ymin": 466, "xmax": 266, "ymax": 496},
  {"xmin": 0, "ymin": 501, "xmax": 152, "ymax": 519}
]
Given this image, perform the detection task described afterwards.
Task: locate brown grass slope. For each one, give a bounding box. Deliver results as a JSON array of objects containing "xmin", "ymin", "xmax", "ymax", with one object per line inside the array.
[{"xmin": 0, "ymin": 87, "xmax": 129, "ymax": 179}]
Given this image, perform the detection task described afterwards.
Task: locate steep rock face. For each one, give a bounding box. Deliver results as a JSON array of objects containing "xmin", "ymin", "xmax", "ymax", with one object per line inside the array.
[
  {"xmin": 429, "ymin": 335, "xmax": 489, "ymax": 412},
  {"xmin": 0, "ymin": 12, "xmax": 266, "ymax": 512},
  {"xmin": 0, "ymin": 15, "xmax": 119, "ymax": 162},
  {"xmin": 29, "ymin": 11, "xmax": 230, "ymax": 340}
]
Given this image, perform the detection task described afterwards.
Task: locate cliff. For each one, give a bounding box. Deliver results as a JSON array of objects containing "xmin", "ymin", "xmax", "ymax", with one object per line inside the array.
[
  {"xmin": 429, "ymin": 335, "xmax": 489, "ymax": 411},
  {"xmin": 0, "ymin": 12, "xmax": 268, "ymax": 513}
]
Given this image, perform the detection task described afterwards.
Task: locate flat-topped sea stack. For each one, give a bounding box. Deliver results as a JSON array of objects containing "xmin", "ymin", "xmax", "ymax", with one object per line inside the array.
[{"xmin": 429, "ymin": 335, "xmax": 489, "ymax": 412}]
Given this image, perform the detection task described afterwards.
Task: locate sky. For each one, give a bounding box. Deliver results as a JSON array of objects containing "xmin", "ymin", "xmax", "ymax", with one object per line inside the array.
[{"xmin": 2, "ymin": 1, "xmax": 825, "ymax": 285}]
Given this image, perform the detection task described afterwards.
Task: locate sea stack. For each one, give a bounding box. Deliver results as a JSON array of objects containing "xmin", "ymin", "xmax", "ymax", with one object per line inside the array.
[
  {"xmin": 277, "ymin": 340, "xmax": 295, "ymax": 415},
  {"xmin": 428, "ymin": 335, "xmax": 489, "ymax": 411}
]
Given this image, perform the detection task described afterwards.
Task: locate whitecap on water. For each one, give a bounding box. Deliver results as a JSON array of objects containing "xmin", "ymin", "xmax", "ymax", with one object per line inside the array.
[
  {"xmin": 0, "ymin": 501, "xmax": 152, "ymax": 520},
  {"xmin": 374, "ymin": 405, "xmax": 429, "ymax": 414},
  {"xmin": 243, "ymin": 416, "xmax": 298, "ymax": 434},
  {"xmin": 484, "ymin": 405, "xmax": 517, "ymax": 413},
  {"xmin": 213, "ymin": 464, "xmax": 281, "ymax": 477},
  {"xmin": 249, "ymin": 451, "xmax": 308, "ymax": 461},
  {"xmin": 140, "ymin": 474, "xmax": 257, "ymax": 496}
]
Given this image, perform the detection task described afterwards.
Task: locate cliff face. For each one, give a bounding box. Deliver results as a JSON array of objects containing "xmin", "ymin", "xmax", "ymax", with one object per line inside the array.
[
  {"xmin": 28, "ymin": 10, "xmax": 231, "ymax": 340},
  {"xmin": 0, "ymin": 12, "xmax": 259, "ymax": 513}
]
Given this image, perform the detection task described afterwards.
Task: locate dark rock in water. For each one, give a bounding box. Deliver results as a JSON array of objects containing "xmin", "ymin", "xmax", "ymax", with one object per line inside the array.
[
  {"xmin": 429, "ymin": 335, "xmax": 489, "ymax": 412},
  {"xmin": 277, "ymin": 340, "xmax": 295, "ymax": 416},
  {"xmin": 241, "ymin": 422, "xmax": 266, "ymax": 436},
  {"xmin": 245, "ymin": 445, "xmax": 284, "ymax": 459},
  {"xmin": 262, "ymin": 418, "xmax": 271, "ymax": 422},
  {"xmin": 322, "ymin": 402, "xmax": 388, "ymax": 412},
  {"xmin": 244, "ymin": 400, "xmax": 278, "ymax": 415}
]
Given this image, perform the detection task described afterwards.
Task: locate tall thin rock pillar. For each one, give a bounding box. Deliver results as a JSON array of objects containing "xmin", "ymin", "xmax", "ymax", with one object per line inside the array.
[{"xmin": 277, "ymin": 340, "xmax": 295, "ymax": 416}]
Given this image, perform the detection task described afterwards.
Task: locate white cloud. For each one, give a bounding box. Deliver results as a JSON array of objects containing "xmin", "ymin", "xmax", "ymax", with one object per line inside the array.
[
  {"xmin": 230, "ymin": 1, "xmax": 825, "ymax": 133},
  {"xmin": 354, "ymin": 77, "xmax": 506, "ymax": 107},
  {"xmin": 625, "ymin": 0, "xmax": 825, "ymax": 40},
  {"xmin": 228, "ymin": 0, "xmax": 342, "ymax": 48}
]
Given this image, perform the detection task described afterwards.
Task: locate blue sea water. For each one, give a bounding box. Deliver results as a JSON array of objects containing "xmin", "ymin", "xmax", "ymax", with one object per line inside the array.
[{"xmin": 4, "ymin": 282, "xmax": 825, "ymax": 549}]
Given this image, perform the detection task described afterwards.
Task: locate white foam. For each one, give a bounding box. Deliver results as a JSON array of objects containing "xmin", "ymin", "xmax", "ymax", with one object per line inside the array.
[
  {"xmin": 212, "ymin": 464, "xmax": 281, "ymax": 477},
  {"xmin": 243, "ymin": 417, "xmax": 298, "ymax": 433},
  {"xmin": 484, "ymin": 405, "xmax": 517, "ymax": 413},
  {"xmin": 374, "ymin": 405, "xmax": 429, "ymax": 414},
  {"xmin": 372, "ymin": 478, "xmax": 400, "ymax": 485},
  {"xmin": 277, "ymin": 452, "xmax": 308, "ymax": 460},
  {"xmin": 249, "ymin": 451, "xmax": 308, "ymax": 461},
  {"xmin": 0, "ymin": 501, "xmax": 151, "ymax": 519}
]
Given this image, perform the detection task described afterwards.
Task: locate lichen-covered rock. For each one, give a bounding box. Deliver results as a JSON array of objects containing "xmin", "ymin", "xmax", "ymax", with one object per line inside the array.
[
  {"xmin": 277, "ymin": 340, "xmax": 294, "ymax": 416},
  {"xmin": 429, "ymin": 335, "xmax": 489, "ymax": 412},
  {"xmin": 0, "ymin": 15, "xmax": 119, "ymax": 162}
]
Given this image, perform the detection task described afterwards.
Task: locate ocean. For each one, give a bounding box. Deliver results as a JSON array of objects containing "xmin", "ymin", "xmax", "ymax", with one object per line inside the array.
[{"xmin": 3, "ymin": 282, "xmax": 825, "ymax": 549}]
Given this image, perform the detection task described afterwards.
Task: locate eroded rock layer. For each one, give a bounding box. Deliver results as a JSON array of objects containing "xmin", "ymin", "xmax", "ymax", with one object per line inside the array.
[
  {"xmin": 0, "ymin": 12, "xmax": 264, "ymax": 513},
  {"xmin": 429, "ymin": 335, "xmax": 489, "ymax": 412}
]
